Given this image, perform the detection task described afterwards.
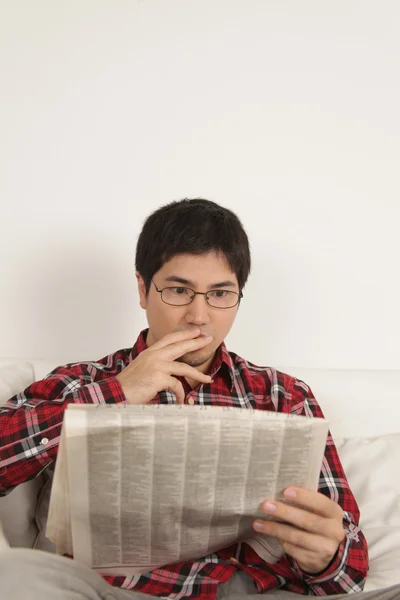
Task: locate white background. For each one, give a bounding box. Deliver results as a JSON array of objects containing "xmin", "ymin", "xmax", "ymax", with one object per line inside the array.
[{"xmin": 0, "ymin": 0, "xmax": 399, "ymax": 368}]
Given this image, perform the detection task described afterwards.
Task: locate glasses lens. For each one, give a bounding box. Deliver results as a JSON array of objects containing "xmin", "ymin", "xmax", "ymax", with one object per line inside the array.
[
  {"xmin": 206, "ymin": 291, "xmax": 239, "ymax": 308},
  {"xmin": 161, "ymin": 287, "xmax": 193, "ymax": 306}
]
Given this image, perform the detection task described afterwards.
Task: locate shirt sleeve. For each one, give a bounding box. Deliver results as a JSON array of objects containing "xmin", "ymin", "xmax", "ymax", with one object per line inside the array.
[
  {"xmin": 287, "ymin": 378, "xmax": 369, "ymax": 593},
  {"xmin": 0, "ymin": 363, "xmax": 126, "ymax": 496}
]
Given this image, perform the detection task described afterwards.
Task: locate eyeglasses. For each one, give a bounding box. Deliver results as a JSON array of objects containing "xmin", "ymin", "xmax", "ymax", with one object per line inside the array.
[{"xmin": 152, "ymin": 280, "xmax": 243, "ymax": 309}]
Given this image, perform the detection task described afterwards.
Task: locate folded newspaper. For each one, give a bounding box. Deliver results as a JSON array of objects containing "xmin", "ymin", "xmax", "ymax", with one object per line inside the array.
[{"xmin": 46, "ymin": 404, "xmax": 329, "ymax": 576}]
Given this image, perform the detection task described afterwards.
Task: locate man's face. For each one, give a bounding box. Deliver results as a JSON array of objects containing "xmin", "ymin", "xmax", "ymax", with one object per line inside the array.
[{"xmin": 136, "ymin": 252, "xmax": 240, "ymax": 373}]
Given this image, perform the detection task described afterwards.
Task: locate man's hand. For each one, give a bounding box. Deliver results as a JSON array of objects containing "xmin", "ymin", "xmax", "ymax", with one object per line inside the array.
[
  {"xmin": 116, "ymin": 329, "xmax": 213, "ymax": 405},
  {"xmin": 253, "ymin": 487, "xmax": 345, "ymax": 574}
]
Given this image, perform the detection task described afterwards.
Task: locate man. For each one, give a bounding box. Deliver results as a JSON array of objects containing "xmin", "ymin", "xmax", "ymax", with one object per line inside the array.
[{"xmin": 0, "ymin": 197, "xmax": 384, "ymax": 600}]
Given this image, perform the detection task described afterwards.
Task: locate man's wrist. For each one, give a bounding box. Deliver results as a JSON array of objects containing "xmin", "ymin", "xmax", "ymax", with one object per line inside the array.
[{"xmin": 296, "ymin": 541, "xmax": 344, "ymax": 581}]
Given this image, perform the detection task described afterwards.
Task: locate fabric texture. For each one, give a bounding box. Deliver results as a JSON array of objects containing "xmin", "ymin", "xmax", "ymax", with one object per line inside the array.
[
  {"xmin": 0, "ymin": 330, "xmax": 369, "ymax": 598},
  {"xmin": 0, "ymin": 362, "xmax": 45, "ymax": 547}
]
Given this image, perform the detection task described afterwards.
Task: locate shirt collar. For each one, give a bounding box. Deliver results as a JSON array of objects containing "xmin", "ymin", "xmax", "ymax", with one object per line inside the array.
[{"xmin": 130, "ymin": 329, "xmax": 236, "ymax": 391}]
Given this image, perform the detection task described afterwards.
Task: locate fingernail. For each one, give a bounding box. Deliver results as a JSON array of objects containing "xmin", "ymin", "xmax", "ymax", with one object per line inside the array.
[
  {"xmin": 253, "ymin": 520, "xmax": 265, "ymax": 532},
  {"xmin": 284, "ymin": 488, "xmax": 297, "ymax": 499},
  {"xmin": 263, "ymin": 501, "xmax": 277, "ymax": 513}
]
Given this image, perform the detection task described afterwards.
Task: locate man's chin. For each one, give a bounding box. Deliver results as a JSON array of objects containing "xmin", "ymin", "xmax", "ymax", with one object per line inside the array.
[{"xmin": 177, "ymin": 351, "xmax": 214, "ymax": 369}]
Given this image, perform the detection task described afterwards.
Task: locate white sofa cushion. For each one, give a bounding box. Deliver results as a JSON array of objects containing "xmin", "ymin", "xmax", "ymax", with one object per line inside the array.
[
  {"xmin": 337, "ymin": 433, "xmax": 400, "ymax": 591},
  {"xmin": 281, "ymin": 368, "xmax": 400, "ymax": 440}
]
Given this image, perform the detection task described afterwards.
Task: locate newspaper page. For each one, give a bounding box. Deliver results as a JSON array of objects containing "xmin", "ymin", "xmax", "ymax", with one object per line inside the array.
[{"xmin": 46, "ymin": 404, "xmax": 329, "ymax": 576}]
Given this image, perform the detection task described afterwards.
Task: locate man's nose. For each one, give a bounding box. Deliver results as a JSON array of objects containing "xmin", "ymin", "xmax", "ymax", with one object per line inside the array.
[{"xmin": 184, "ymin": 294, "xmax": 211, "ymax": 326}]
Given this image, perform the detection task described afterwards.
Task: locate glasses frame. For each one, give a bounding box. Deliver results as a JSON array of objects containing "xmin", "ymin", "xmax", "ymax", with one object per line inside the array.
[{"xmin": 152, "ymin": 280, "xmax": 243, "ymax": 309}]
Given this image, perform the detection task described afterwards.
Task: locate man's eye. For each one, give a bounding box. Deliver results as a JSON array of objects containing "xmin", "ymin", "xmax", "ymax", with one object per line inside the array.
[
  {"xmin": 170, "ymin": 287, "xmax": 189, "ymax": 295},
  {"xmin": 209, "ymin": 290, "xmax": 228, "ymax": 298}
]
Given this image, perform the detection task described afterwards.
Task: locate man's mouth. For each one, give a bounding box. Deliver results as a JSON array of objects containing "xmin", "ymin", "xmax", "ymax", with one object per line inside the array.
[{"xmin": 179, "ymin": 329, "xmax": 211, "ymax": 340}]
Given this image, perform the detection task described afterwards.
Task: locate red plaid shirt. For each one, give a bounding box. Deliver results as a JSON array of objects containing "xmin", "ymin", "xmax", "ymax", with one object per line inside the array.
[{"xmin": 0, "ymin": 330, "xmax": 368, "ymax": 597}]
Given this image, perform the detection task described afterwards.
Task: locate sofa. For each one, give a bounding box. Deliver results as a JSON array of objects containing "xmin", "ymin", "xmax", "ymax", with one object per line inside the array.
[{"xmin": 1, "ymin": 358, "xmax": 400, "ymax": 592}]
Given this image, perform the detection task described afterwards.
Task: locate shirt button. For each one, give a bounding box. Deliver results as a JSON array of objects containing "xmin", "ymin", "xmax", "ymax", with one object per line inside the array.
[
  {"xmin": 187, "ymin": 397, "xmax": 195, "ymax": 405},
  {"xmin": 41, "ymin": 438, "xmax": 49, "ymax": 445}
]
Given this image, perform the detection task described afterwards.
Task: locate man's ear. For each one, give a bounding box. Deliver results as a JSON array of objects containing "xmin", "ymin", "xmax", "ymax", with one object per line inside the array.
[{"xmin": 136, "ymin": 272, "xmax": 148, "ymax": 309}]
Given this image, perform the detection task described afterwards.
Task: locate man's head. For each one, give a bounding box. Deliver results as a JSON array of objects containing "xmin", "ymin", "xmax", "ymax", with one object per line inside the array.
[{"xmin": 135, "ymin": 198, "xmax": 251, "ymax": 371}]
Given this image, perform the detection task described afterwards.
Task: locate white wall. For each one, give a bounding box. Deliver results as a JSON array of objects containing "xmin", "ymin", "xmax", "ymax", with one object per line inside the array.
[{"xmin": 0, "ymin": 0, "xmax": 399, "ymax": 368}]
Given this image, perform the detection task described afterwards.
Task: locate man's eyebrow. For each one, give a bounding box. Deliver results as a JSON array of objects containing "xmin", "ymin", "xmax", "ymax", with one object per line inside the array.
[{"xmin": 164, "ymin": 276, "xmax": 237, "ymax": 289}]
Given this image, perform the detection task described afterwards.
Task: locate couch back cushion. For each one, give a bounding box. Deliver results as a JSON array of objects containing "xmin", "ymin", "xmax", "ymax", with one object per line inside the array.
[
  {"xmin": 338, "ymin": 433, "xmax": 400, "ymax": 591},
  {"xmin": 278, "ymin": 367, "xmax": 400, "ymax": 441}
]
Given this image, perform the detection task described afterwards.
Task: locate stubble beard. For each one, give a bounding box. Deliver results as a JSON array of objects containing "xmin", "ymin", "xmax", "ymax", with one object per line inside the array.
[{"xmin": 177, "ymin": 350, "xmax": 215, "ymax": 368}]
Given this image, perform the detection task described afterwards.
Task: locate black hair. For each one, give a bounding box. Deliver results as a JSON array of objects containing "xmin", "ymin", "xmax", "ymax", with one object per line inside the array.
[{"xmin": 135, "ymin": 198, "xmax": 251, "ymax": 294}]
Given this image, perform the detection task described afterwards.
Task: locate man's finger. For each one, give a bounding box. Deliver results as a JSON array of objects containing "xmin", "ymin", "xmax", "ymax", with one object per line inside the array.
[
  {"xmin": 281, "ymin": 488, "xmax": 344, "ymax": 520},
  {"xmin": 166, "ymin": 376, "xmax": 185, "ymax": 404},
  {"xmin": 166, "ymin": 361, "xmax": 213, "ymax": 384},
  {"xmin": 150, "ymin": 329, "xmax": 202, "ymax": 351},
  {"xmin": 259, "ymin": 499, "xmax": 343, "ymax": 539},
  {"xmin": 160, "ymin": 335, "xmax": 214, "ymax": 362},
  {"xmin": 253, "ymin": 520, "xmax": 335, "ymax": 554}
]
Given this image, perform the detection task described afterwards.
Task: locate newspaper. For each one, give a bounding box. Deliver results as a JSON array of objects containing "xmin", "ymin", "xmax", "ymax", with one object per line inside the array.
[{"xmin": 46, "ymin": 404, "xmax": 329, "ymax": 576}]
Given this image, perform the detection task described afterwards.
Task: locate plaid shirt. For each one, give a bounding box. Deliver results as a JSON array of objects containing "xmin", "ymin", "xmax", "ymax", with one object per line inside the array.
[{"xmin": 0, "ymin": 330, "xmax": 368, "ymax": 597}]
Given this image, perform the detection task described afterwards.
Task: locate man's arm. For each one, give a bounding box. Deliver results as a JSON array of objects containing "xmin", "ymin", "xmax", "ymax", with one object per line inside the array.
[
  {"xmin": 0, "ymin": 330, "xmax": 213, "ymax": 496},
  {"xmin": 287, "ymin": 380, "xmax": 369, "ymax": 593},
  {"xmin": 0, "ymin": 362, "xmax": 126, "ymax": 496}
]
